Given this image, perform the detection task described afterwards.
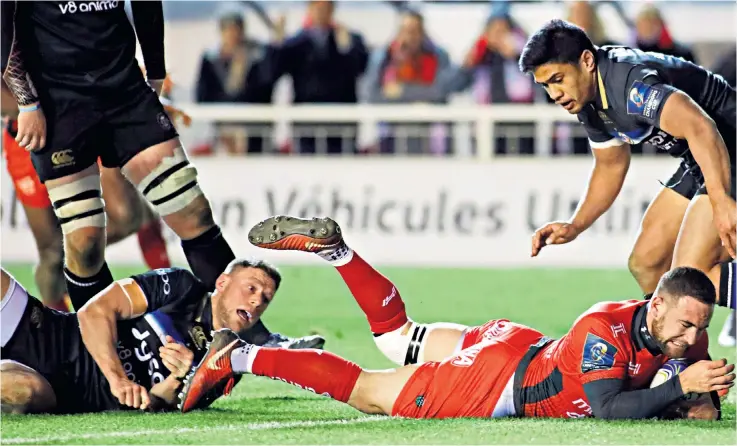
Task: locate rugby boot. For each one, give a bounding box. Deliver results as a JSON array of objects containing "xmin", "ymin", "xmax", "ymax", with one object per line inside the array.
[
  {"xmin": 179, "ymin": 328, "xmax": 244, "ymax": 413},
  {"xmin": 248, "ymin": 216, "xmax": 343, "ymax": 253}
]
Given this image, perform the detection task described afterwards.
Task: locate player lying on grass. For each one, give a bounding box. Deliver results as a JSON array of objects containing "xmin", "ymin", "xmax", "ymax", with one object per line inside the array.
[
  {"xmin": 0, "ymin": 259, "xmax": 323, "ymax": 414},
  {"xmin": 180, "ymin": 216, "xmax": 733, "ymax": 420}
]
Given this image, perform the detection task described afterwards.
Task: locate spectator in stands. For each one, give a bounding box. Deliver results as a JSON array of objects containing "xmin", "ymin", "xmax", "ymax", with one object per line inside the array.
[
  {"xmin": 566, "ymin": 0, "xmax": 617, "ymax": 47},
  {"xmin": 274, "ymin": 0, "xmax": 369, "ymax": 154},
  {"xmin": 635, "ymin": 5, "xmax": 695, "ymax": 63},
  {"xmin": 363, "ymin": 10, "xmax": 456, "ymax": 154},
  {"xmin": 195, "ymin": 11, "xmax": 284, "ymax": 154},
  {"xmin": 454, "ymin": 11, "xmax": 536, "ymax": 155}
]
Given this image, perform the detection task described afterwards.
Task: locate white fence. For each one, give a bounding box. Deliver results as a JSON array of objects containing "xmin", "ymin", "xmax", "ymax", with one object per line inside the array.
[
  {"xmin": 180, "ymin": 103, "xmax": 583, "ymax": 158},
  {"xmin": 1, "ymin": 156, "xmax": 680, "ymax": 268}
]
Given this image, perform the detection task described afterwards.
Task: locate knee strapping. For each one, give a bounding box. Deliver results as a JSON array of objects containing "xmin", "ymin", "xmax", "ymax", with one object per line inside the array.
[
  {"xmin": 47, "ymin": 175, "xmax": 106, "ymax": 235},
  {"xmin": 373, "ymin": 321, "xmax": 431, "ymax": 366},
  {"xmin": 137, "ymin": 146, "xmax": 203, "ymax": 216}
]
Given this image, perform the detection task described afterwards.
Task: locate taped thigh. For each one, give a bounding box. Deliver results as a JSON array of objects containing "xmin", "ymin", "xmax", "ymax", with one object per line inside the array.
[
  {"xmin": 373, "ymin": 321, "xmax": 464, "ymax": 366},
  {"xmin": 46, "ymin": 175, "xmax": 106, "ymax": 234},
  {"xmin": 136, "ymin": 146, "xmax": 203, "ymax": 216}
]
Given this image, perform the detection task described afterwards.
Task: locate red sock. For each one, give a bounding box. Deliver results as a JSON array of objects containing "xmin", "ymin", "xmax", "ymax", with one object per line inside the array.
[
  {"xmin": 335, "ymin": 251, "xmax": 408, "ymax": 334},
  {"xmin": 251, "ymin": 348, "xmax": 361, "ymax": 403},
  {"xmin": 137, "ymin": 219, "xmax": 171, "ymax": 270}
]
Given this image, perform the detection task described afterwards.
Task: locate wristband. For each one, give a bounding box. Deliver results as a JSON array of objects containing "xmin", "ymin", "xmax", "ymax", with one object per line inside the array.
[{"xmin": 18, "ymin": 103, "xmax": 40, "ymax": 113}]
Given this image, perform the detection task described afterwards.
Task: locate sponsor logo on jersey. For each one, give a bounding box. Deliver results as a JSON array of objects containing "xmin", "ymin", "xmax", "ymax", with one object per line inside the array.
[
  {"xmin": 581, "ymin": 333, "xmax": 618, "ymax": 373},
  {"xmin": 59, "ymin": 1, "xmax": 121, "ymax": 15}
]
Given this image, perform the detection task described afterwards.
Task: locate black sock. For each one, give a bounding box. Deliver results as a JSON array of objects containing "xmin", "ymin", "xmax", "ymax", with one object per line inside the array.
[
  {"xmin": 64, "ymin": 262, "xmax": 114, "ymax": 311},
  {"xmin": 718, "ymin": 261, "xmax": 736, "ymax": 309},
  {"xmin": 181, "ymin": 225, "xmax": 235, "ymax": 290}
]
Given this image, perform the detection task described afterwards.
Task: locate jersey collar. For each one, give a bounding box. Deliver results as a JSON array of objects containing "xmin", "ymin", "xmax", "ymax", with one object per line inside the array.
[
  {"xmin": 593, "ymin": 48, "xmax": 610, "ymax": 110},
  {"xmin": 632, "ymin": 301, "xmax": 662, "ymax": 355}
]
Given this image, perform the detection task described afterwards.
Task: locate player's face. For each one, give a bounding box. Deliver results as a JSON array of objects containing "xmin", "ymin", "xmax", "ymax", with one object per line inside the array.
[
  {"xmin": 651, "ymin": 295, "xmax": 712, "ymax": 358},
  {"xmin": 213, "ymin": 267, "xmax": 277, "ymax": 333},
  {"xmin": 532, "ymin": 50, "xmax": 597, "ymax": 114}
]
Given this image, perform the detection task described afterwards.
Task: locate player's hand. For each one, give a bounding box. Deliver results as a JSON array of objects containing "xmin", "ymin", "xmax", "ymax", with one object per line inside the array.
[
  {"xmin": 712, "ymin": 196, "xmax": 737, "ymax": 258},
  {"xmin": 109, "ymin": 376, "xmax": 151, "ymax": 410},
  {"xmin": 678, "ymin": 358, "xmax": 735, "ymax": 395},
  {"xmin": 163, "ymin": 104, "xmax": 192, "ymax": 129},
  {"xmin": 159, "ymin": 335, "xmax": 195, "ymax": 379},
  {"xmin": 15, "ymin": 104, "xmax": 46, "ymax": 151},
  {"xmin": 531, "ymin": 221, "xmax": 582, "ymax": 257},
  {"xmin": 148, "ymin": 79, "xmax": 166, "ymax": 97}
]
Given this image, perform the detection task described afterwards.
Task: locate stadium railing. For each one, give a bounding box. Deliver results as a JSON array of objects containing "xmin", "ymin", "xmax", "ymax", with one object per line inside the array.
[{"xmin": 181, "ymin": 103, "xmax": 583, "ymax": 159}]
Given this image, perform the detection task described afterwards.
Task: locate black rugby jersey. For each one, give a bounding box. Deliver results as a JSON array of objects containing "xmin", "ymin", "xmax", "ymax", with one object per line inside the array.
[
  {"xmin": 1, "ymin": 0, "xmax": 165, "ymax": 101},
  {"xmin": 578, "ymin": 46, "xmax": 736, "ymax": 160}
]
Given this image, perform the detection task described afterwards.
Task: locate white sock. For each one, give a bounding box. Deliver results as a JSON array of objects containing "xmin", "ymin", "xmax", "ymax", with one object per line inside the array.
[
  {"xmin": 316, "ymin": 244, "xmax": 353, "ymax": 267},
  {"xmin": 230, "ymin": 344, "xmax": 261, "ymax": 374}
]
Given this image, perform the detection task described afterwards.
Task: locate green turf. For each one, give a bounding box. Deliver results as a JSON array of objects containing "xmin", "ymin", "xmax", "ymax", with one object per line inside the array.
[{"xmin": 1, "ymin": 263, "xmax": 735, "ymax": 444}]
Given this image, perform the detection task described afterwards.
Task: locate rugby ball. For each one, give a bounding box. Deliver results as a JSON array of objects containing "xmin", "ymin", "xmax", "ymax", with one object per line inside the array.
[{"xmin": 650, "ymin": 359, "xmax": 691, "ymax": 388}]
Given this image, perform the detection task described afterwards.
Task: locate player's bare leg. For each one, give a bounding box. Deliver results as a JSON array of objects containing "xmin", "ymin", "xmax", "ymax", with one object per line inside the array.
[
  {"xmin": 20, "ymin": 204, "xmax": 68, "ymax": 311},
  {"xmin": 179, "ymin": 328, "xmax": 416, "ymax": 414},
  {"xmin": 628, "ymin": 187, "xmax": 690, "ymax": 293},
  {"xmin": 248, "ymin": 216, "xmax": 468, "ymax": 364},
  {"xmin": 44, "ymin": 164, "xmax": 113, "ymax": 311},
  {"xmin": 671, "ymin": 195, "xmax": 735, "ymax": 345},
  {"xmin": 100, "ymin": 167, "xmax": 171, "ymax": 269}
]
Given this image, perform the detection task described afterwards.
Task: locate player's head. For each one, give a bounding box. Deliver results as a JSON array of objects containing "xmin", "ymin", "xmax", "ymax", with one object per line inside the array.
[
  {"xmin": 211, "ymin": 258, "xmax": 282, "ymax": 333},
  {"xmin": 518, "ymin": 19, "xmax": 597, "ymax": 114},
  {"xmin": 649, "ymin": 267, "xmax": 715, "ymax": 358}
]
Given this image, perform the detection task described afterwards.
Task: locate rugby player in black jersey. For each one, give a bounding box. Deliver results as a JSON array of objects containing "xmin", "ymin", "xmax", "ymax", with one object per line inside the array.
[
  {"xmin": 520, "ymin": 20, "xmax": 736, "ymax": 313},
  {"xmin": 0, "ymin": 258, "xmax": 292, "ymax": 413},
  {"xmin": 0, "ymin": 0, "xmax": 302, "ymax": 347}
]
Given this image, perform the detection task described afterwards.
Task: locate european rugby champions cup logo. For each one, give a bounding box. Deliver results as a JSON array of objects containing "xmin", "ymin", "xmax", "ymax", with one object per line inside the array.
[{"xmin": 629, "ymin": 87, "xmax": 645, "ymax": 109}]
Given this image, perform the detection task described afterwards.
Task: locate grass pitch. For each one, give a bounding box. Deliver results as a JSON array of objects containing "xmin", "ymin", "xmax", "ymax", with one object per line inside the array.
[{"xmin": 1, "ymin": 263, "xmax": 735, "ymax": 444}]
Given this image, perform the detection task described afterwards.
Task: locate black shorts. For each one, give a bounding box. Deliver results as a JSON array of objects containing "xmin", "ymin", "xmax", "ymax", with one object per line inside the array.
[
  {"xmin": 1, "ymin": 298, "xmax": 121, "ymax": 413},
  {"xmin": 30, "ymin": 84, "xmax": 179, "ymax": 182}
]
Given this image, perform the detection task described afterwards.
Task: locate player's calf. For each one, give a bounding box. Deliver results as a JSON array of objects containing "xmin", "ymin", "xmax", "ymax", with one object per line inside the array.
[
  {"xmin": 249, "ymin": 216, "xmax": 467, "ymax": 365},
  {"xmin": 123, "ymin": 141, "xmax": 234, "ymax": 289},
  {"xmin": 45, "ymin": 168, "xmax": 114, "ymax": 310}
]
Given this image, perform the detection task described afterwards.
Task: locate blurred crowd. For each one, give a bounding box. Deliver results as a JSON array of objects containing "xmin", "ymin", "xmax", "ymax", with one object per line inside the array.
[{"xmin": 187, "ymin": 0, "xmax": 736, "ymax": 156}]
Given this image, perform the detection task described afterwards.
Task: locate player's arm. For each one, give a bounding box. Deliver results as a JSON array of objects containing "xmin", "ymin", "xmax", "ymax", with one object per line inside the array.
[
  {"xmin": 568, "ymin": 139, "xmax": 631, "ymax": 233},
  {"xmin": 77, "ymin": 278, "xmax": 149, "ymax": 388},
  {"xmin": 657, "ymin": 91, "xmax": 731, "ymax": 205},
  {"xmin": 0, "ymin": 0, "xmax": 39, "ymax": 108},
  {"xmin": 584, "ymin": 377, "xmax": 691, "ymax": 420},
  {"xmin": 129, "ymin": 0, "xmax": 166, "ymax": 94},
  {"xmin": 1, "ymin": 80, "xmax": 19, "ymax": 118}
]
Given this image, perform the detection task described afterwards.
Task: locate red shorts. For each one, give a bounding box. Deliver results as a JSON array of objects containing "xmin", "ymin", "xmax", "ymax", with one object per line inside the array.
[
  {"xmin": 3, "ymin": 128, "xmax": 51, "ymax": 208},
  {"xmin": 391, "ymin": 320, "xmax": 544, "ymax": 419}
]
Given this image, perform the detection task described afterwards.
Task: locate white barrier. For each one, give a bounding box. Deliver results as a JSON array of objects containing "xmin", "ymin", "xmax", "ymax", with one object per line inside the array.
[
  {"xmin": 181, "ymin": 103, "xmax": 581, "ymax": 159},
  {"xmin": 1, "ymin": 157, "xmax": 681, "ymax": 268}
]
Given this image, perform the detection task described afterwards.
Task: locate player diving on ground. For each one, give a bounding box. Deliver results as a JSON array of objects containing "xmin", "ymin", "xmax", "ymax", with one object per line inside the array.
[
  {"xmin": 179, "ymin": 216, "xmax": 734, "ymax": 420},
  {"xmin": 0, "ymin": 258, "xmax": 324, "ymax": 414}
]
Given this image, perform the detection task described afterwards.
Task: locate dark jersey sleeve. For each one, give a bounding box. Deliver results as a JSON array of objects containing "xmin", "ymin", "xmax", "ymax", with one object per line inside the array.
[
  {"xmin": 1, "ymin": 0, "xmax": 15, "ymax": 75},
  {"xmin": 131, "ymin": 268, "xmax": 207, "ymax": 313},
  {"xmin": 623, "ymin": 65, "xmax": 679, "ymax": 128},
  {"xmin": 577, "ymin": 109, "xmax": 624, "ymax": 149},
  {"xmin": 583, "ymin": 376, "xmax": 686, "ymax": 419},
  {"xmin": 129, "ymin": 0, "xmax": 166, "ymax": 80}
]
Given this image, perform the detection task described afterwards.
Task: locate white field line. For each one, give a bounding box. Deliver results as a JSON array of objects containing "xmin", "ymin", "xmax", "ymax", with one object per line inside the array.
[{"xmin": 2, "ymin": 416, "xmax": 390, "ymax": 444}]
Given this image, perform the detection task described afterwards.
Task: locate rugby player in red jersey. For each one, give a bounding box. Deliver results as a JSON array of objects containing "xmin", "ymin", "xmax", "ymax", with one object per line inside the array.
[{"xmin": 180, "ymin": 216, "xmax": 733, "ymax": 420}]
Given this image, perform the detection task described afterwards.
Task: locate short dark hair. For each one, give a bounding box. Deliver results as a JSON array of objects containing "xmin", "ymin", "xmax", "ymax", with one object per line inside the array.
[
  {"xmin": 656, "ymin": 266, "xmax": 716, "ymax": 306},
  {"xmin": 518, "ymin": 19, "xmax": 595, "ymax": 73},
  {"xmin": 224, "ymin": 258, "xmax": 282, "ymax": 292}
]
